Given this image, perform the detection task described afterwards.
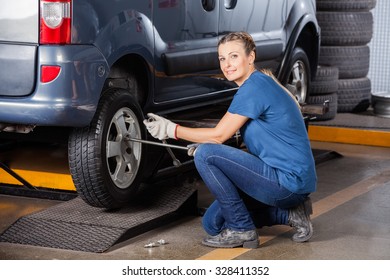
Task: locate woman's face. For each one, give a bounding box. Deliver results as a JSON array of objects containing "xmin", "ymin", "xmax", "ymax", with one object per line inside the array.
[{"xmin": 218, "ymin": 40, "xmax": 255, "ymax": 86}]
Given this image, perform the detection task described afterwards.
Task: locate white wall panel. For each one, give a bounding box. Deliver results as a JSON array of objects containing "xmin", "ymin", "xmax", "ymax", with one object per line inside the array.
[{"xmin": 368, "ymin": 1, "xmax": 390, "ymax": 93}]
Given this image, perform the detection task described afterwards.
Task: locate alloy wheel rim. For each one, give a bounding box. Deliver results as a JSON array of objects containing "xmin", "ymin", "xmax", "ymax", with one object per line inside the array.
[
  {"xmin": 106, "ymin": 108, "xmax": 142, "ymax": 189},
  {"xmin": 287, "ymin": 60, "xmax": 308, "ymax": 104}
]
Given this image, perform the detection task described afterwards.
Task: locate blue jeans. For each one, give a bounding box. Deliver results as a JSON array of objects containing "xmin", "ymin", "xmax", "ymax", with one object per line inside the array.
[{"xmin": 194, "ymin": 143, "xmax": 309, "ymax": 236}]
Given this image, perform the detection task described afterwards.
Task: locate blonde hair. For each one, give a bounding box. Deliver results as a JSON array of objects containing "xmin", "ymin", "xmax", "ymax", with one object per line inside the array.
[
  {"xmin": 218, "ymin": 31, "xmax": 256, "ymax": 57},
  {"xmin": 218, "ymin": 32, "xmax": 300, "ymax": 109}
]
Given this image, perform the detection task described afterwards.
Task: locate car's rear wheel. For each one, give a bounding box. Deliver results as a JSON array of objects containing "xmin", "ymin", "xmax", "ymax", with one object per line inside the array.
[
  {"xmin": 284, "ymin": 47, "xmax": 311, "ymax": 104},
  {"xmin": 68, "ymin": 88, "xmax": 147, "ymax": 208}
]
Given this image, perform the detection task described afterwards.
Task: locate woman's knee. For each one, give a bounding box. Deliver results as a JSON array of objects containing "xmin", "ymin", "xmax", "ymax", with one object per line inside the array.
[
  {"xmin": 194, "ymin": 143, "xmax": 217, "ymax": 167},
  {"xmin": 194, "ymin": 143, "xmax": 212, "ymax": 158},
  {"xmin": 194, "ymin": 143, "xmax": 234, "ymax": 163}
]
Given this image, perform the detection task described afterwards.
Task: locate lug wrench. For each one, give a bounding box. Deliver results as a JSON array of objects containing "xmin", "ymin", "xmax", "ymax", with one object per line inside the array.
[
  {"xmin": 125, "ymin": 136, "xmax": 198, "ymax": 167},
  {"xmin": 162, "ymin": 139, "xmax": 182, "ymax": 167}
]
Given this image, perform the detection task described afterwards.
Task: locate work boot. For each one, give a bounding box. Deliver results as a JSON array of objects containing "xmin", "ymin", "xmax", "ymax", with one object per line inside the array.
[
  {"xmin": 288, "ymin": 197, "xmax": 313, "ymax": 242},
  {"xmin": 202, "ymin": 228, "xmax": 259, "ymax": 249}
]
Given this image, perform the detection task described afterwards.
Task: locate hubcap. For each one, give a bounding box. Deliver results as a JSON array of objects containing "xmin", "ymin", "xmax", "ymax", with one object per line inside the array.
[
  {"xmin": 106, "ymin": 108, "xmax": 142, "ymax": 189},
  {"xmin": 287, "ymin": 60, "xmax": 308, "ymax": 104}
]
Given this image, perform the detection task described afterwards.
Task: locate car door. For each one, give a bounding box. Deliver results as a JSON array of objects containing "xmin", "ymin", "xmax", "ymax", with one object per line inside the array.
[
  {"xmin": 218, "ymin": 0, "xmax": 289, "ymax": 71},
  {"xmin": 153, "ymin": 0, "xmax": 223, "ymax": 106}
]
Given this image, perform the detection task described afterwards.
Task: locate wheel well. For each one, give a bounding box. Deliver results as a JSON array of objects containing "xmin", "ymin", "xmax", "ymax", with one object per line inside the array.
[
  {"xmin": 296, "ymin": 22, "xmax": 320, "ymax": 80},
  {"xmin": 104, "ymin": 54, "xmax": 150, "ymax": 107}
]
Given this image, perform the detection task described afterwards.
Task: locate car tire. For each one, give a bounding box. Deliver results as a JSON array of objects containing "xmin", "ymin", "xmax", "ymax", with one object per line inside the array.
[
  {"xmin": 319, "ymin": 45, "xmax": 370, "ymax": 79},
  {"xmin": 310, "ymin": 65, "xmax": 339, "ymax": 96},
  {"xmin": 283, "ymin": 47, "xmax": 311, "ymax": 104},
  {"xmin": 337, "ymin": 77, "xmax": 371, "ymax": 113},
  {"xmin": 307, "ymin": 93, "xmax": 338, "ymax": 121},
  {"xmin": 68, "ymin": 88, "xmax": 147, "ymax": 208},
  {"xmin": 316, "ymin": 11, "xmax": 373, "ymax": 46},
  {"xmin": 316, "ymin": 0, "xmax": 376, "ymax": 11}
]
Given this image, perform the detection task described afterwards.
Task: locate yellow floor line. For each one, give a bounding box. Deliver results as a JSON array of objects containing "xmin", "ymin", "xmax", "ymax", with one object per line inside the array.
[
  {"xmin": 308, "ymin": 126, "xmax": 390, "ymax": 148},
  {"xmin": 196, "ymin": 169, "xmax": 390, "ymax": 260}
]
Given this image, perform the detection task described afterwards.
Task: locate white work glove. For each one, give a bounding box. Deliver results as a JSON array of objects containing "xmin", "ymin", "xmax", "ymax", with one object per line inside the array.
[{"xmin": 143, "ymin": 113, "xmax": 178, "ymax": 140}]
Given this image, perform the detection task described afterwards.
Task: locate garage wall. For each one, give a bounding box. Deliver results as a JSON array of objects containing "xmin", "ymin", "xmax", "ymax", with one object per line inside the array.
[{"xmin": 368, "ymin": 0, "xmax": 390, "ymax": 93}]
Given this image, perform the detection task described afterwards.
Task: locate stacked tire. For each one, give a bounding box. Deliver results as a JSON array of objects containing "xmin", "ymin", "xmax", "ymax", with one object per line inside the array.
[
  {"xmin": 315, "ymin": 0, "xmax": 376, "ymax": 114},
  {"xmin": 308, "ymin": 65, "xmax": 339, "ymax": 120}
]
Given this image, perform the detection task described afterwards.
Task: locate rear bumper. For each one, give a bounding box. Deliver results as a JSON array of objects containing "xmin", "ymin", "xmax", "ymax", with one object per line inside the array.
[{"xmin": 0, "ymin": 45, "xmax": 108, "ymax": 127}]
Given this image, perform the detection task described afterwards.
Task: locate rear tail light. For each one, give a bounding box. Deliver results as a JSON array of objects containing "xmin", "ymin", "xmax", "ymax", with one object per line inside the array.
[
  {"xmin": 40, "ymin": 0, "xmax": 71, "ymax": 44},
  {"xmin": 41, "ymin": 65, "xmax": 61, "ymax": 83}
]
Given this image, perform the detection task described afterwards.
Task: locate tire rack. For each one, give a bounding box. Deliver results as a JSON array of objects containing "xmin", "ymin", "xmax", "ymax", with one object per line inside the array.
[{"xmin": 315, "ymin": 0, "xmax": 376, "ymax": 114}]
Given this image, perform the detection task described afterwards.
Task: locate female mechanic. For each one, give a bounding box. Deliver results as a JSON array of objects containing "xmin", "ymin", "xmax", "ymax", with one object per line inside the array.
[{"xmin": 144, "ymin": 31, "xmax": 316, "ymax": 249}]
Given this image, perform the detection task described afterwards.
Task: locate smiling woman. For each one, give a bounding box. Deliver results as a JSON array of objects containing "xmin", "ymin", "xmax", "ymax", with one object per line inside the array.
[
  {"xmin": 144, "ymin": 32, "xmax": 317, "ymax": 249},
  {"xmin": 217, "ymin": 33, "xmax": 256, "ymax": 86}
]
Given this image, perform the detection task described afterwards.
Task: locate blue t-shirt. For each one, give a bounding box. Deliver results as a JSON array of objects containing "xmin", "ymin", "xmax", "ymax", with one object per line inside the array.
[{"xmin": 228, "ymin": 71, "xmax": 316, "ymax": 194}]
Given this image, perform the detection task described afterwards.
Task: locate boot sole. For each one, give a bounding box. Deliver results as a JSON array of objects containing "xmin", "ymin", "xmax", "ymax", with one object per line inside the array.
[
  {"xmin": 202, "ymin": 238, "xmax": 259, "ymax": 249},
  {"xmin": 293, "ymin": 197, "xmax": 314, "ymax": 242}
]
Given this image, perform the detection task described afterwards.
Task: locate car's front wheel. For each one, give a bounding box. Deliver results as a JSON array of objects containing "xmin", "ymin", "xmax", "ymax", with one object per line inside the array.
[{"xmin": 68, "ymin": 88, "xmax": 146, "ymax": 208}]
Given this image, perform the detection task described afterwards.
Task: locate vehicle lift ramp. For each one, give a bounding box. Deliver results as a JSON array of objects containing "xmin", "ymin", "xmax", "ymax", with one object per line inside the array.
[
  {"xmin": 0, "ymin": 102, "xmax": 339, "ymax": 252},
  {"xmin": 0, "ymin": 138, "xmax": 199, "ymax": 253}
]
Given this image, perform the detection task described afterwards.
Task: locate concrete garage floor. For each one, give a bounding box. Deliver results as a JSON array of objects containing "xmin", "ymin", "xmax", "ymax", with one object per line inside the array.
[{"xmin": 0, "ymin": 140, "xmax": 389, "ymax": 260}]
